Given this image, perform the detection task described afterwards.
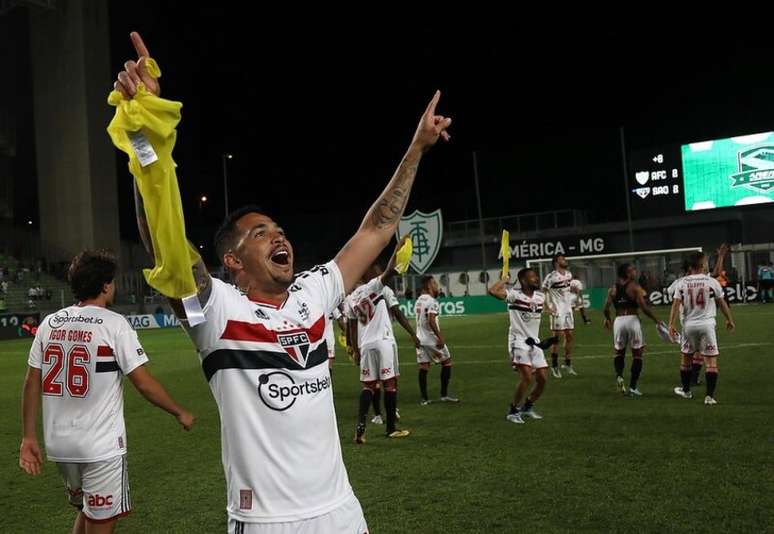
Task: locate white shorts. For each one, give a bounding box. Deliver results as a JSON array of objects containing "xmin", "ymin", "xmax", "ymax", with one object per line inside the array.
[
  {"xmin": 550, "ymin": 308, "xmax": 575, "ymax": 331},
  {"xmin": 613, "ymin": 315, "xmax": 645, "ymax": 351},
  {"xmin": 681, "ymin": 323, "xmax": 719, "ymax": 356},
  {"xmin": 510, "ymin": 345, "xmax": 548, "ymax": 369},
  {"xmin": 57, "ymin": 454, "xmax": 131, "ymax": 523},
  {"xmin": 359, "ymin": 340, "xmax": 399, "ymax": 382},
  {"xmin": 416, "ymin": 344, "xmax": 451, "ymax": 364},
  {"xmin": 228, "ymin": 494, "xmax": 368, "ymax": 534}
]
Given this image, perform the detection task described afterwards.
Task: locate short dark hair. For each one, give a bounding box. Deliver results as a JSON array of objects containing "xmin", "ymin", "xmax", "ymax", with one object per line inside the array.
[
  {"xmin": 214, "ymin": 205, "xmax": 266, "ymax": 263},
  {"xmin": 552, "ymin": 254, "xmax": 564, "ymax": 266},
  {"xmin": 420, "ymin": 275, "xmax": 435, "ymax": 289},
  {"xmin": 517, "ymin": 268, "xmax": 534, "ymax": 283},
  {"xmin": 68, "ymin": 250, "xmax": 117, "ymax": 301},
  {"xmin": 617, "ymin": 263, "xmax": 632, "ymax": 279},
  {"xmin": 686, "ymin": 251, "xmax": 705, "ymax": 271}
]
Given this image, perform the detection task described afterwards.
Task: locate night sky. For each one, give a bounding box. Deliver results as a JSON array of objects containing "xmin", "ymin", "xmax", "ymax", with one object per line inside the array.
[{"xmin": 22, "ymin": 8, "xmax": 774, "ymax": 265}]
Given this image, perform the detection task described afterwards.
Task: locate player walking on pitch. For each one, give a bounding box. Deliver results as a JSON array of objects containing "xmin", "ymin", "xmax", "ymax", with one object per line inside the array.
[
  {"xmin": 542, "ymin": 254, "xmax": 577, "ymax": 377},
  {"xmin": 489, "ymin": 269, "xmax": 556, "ymax": 424},
  {"xmin": 348, "ymin": 239, "xmax": 419, "ymax": 442},
  {"xmin": 113, "ymin": 31, "xmax": 451, "ymax": 533},
  {"xmin": 669, "ymin": 252, "xmax": 735, "ymax": 405},
  {"xmin": 602, "ymin": 263, "xmax": 666, "ymax": 396},
  {"xmin": 19, "ymin": 250, "xmax": 194, "ymax": 534}
]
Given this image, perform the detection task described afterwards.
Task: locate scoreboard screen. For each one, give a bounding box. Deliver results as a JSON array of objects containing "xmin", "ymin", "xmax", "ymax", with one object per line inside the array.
[
  {"xmin": 627, "ymin": 144, "xmax": 684, "ymax": 218},
  {"xmin": 628, "ymin": 130, "xmax": 774, "ymax": 218},
  {"xmin": 682, "ymin": 131, "xmax": 774, "ymax": 211}
]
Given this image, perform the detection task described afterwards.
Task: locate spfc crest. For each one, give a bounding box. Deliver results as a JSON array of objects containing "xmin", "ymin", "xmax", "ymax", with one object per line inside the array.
[{"xmin": 277, "ymin": 332, "xmax": 311, "ymax": 366}]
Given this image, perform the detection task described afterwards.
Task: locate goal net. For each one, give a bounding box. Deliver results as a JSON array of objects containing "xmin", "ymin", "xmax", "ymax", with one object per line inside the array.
[{"xmin": 526, "ymin": 247, "xmax": 703, "ymax": 294}]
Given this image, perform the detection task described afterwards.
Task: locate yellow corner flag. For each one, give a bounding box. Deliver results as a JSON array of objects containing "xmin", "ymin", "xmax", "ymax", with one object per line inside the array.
[
  {"xmin": 500, "ymin": 230, "xmax": 510, "ymax": 280},
  {"xmin": 106, "ymin": 58, "xmax": 200, "ymax": 304},
  {"xmin": 395, "ymin": 235, "xmax": 413, "ymax": 275}
]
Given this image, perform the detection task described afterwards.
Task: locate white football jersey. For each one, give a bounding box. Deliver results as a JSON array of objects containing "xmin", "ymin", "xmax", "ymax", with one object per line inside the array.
[
  {"xmin": 344, "ymin": 277, "xmax": 398, "ymax": 348},
  {"xmin": 27, "ymin": 305, "xmax": 148, "ymax": 463},
  {"xmin": 414, "ymin": 293, "xmax": 441, "ymax": 345},
  {"xmin": 506, "ymin": 289, "xmax": 545, "ymax": 349},
  {"xmin": 182, "ymin": 261, "xmax": 352, "ymax": 524},
  {"xmin": 542, "ymin": 270, "xmax": 573, "ymax": 309},
  {"xmin": 672, "ymin": 274, "xmax": 724, "ymax": 326}
]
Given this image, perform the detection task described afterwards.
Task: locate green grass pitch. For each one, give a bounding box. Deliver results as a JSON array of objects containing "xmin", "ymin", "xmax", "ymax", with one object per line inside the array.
[{"xmin": 1, "ymin": 306, "xmax": 772, "ymax": 533}]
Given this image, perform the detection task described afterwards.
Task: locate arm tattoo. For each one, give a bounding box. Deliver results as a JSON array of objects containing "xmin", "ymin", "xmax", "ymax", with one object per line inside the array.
[
  {"xmin": 365, "ymin": 151, "xmax": 421, "ymax": 230},
  {"xmin": 192, "ymin": 258, "xmax": 213, "ymax": 307}
]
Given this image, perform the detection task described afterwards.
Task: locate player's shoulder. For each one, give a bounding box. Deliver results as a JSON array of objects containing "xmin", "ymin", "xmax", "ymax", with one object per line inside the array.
[{"xmin": 290, "ymin": 261, "xmax": 339, "ymax": 291}]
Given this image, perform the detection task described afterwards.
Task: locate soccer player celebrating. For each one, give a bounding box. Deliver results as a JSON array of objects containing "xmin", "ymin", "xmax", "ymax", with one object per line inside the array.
[
  {"xmin": 542, "ymin": 254, "xmax": 577, "ymax": 377},
  {"xmin": 669, "ymin": 252, "xmax": 735, "ymax": 405},
  {"xmin": 114, "ymin": 32, "xmax": 451, "ymax": 533},
  {"xmin": 348, "ymin": 241, "xmax": 420, "ymax": 442},
  {"xmin": 19, "ymin": 250, "xmax": 194, "ymax": 534},
  {"xmin": 602, "ymin": 263, "xmax": 665, "ymax": 396},
  {"xmin": 414, "ymin": 275, "xmax": 459, "ymax": 405},
  {"xmin": 489, "ymin": 269, "xmax": 555, "ymax": 424}
]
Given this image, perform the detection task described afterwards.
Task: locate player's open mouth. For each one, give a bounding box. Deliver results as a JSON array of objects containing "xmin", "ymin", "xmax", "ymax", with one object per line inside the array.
[{"xmin": 270, "ymin": 248, "xmax": 290, "ymax": 266}]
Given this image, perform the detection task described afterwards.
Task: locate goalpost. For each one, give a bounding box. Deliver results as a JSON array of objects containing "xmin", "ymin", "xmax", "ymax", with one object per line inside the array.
[{"xmin": 526, "ymin": 247, "xmax": 703, "ymax": 293}]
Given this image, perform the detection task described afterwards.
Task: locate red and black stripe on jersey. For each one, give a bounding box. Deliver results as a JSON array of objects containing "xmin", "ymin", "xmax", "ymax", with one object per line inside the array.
[
  {"xmin": 508, "ymin": 304, "xmax": 543, "ymax": 312},
  {"xmin": 95, "ymin": 345, "xmax": 120, "ymax": 373},
  {"xmin": 202, "ymin": 315, "xmax": 329, "ymax": 382}
]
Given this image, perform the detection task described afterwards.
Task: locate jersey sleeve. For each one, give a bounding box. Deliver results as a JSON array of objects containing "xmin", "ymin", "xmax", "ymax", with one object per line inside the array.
[
  {"xmin": 27, "ymin": 327, "xmax": 44, "ymax": 369},
  {"xmin": 183, "ymin": 277, "xmax": 234, "ymax": 354},
  {"xmin": 672, "ymin": 279, "xmax": 685, "ymax": 301},
  {"xmin": 541, "ymin": 273, "xmax": 552, "ymax": 290},
  {"xmin": 344, "ymin": 297, "xmax": 356, "ymax": 320},
  {"xmin": 294, "ymin": 261, "xmax": 345, "ymax": 315},
  {"xmin": 667, "ymin": 280, "xmax": 678, "ymax": 298},
  {"xmin": 383, "ymin": 286, "xmax": 399, "ymax": 308},
  {"xmin": 113, "ymin": 326, "xmax": 150, "ymax": 375},
  {"xmin": 505, "ymin": 289, "xmax": 519, "ymax": 304},
  {"xmin": 427, "ymin": 298, "xmax": 440, "ymax": 316}
]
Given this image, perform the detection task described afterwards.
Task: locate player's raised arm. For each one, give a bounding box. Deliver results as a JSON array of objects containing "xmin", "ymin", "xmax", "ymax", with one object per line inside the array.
[
  {"xmin": 133, "ymin": 183, "xmax": 213, "ymax": 313},
  {"xmin": 117, "ymin": 32, "xmax": 213, "ymax": 312},
  {"xmin": 488, "ymin": 275, "xmax": 510, "ymax": 300},
  {"xmin": 712, "ymin": 243, "xmax": 729, "ymax": 279},
  {"xmin": 335, "ymin": 91, "xmax": 451, "ymax": 292}
]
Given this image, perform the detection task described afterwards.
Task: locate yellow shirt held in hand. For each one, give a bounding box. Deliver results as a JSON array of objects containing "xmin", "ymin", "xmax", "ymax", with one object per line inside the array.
[{"xmin": 106, "ymin": 57, "xmax": 205, "ymax": 325}]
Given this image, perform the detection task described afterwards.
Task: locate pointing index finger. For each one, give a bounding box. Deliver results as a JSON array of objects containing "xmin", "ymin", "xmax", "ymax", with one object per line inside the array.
[
  {"xmin": 130, "ymin": 31, "xmax": 150, "ymax": 58},
  {"xmin": 424, "ymin": 90, "xmax": 441, "ymax": 116}
]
